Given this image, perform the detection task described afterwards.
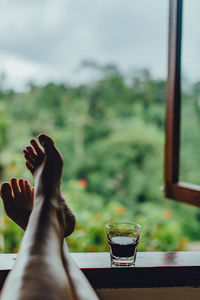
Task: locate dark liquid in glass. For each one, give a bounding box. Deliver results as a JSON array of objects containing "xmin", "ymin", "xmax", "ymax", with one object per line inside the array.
[{"xmin": 109, "ymin": 236, "xmax": 138, "ymax": 257}]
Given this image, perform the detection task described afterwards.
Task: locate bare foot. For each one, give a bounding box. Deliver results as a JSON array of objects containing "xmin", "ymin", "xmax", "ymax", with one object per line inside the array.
[
  {"xmin": 0, "ymin": 178, "xmax": 33, "ymax": 230},
  {"xmin": 24, "ymin": 134, "xmax": 75, "ymax": 237}
]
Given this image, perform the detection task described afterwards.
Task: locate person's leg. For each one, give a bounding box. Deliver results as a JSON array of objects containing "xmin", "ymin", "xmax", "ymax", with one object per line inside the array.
[
  {"xmin": 1, "ymin": 134, "xmax": 74, "ymax": 300},
  {"xmin": 23, "ymin": 136, "xmax": 99, "ymax": 299},
  {"xmin": 1, "ymin": 134, "xmax": 99, "ymax": 300},
  {"xmin": 1, "ymin": 178, "xmax": 98, "ymax": 300},
  {"xmin": 23, "ymin": 137, "xmax": 76, "ymax": 237},
  {"xmin": 61, "ymin": 241, "xmax": 99, "ymax": 300}
]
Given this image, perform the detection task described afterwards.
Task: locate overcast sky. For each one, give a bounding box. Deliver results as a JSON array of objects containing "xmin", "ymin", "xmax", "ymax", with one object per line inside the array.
[{"xmin": 0, "ymin": 0, "xmax": 199, "ymax": 91}]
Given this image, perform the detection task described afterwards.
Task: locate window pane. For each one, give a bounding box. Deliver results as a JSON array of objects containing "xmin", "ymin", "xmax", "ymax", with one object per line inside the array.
[{"xmin": 180, "ymin": 0, "xmax": 200, "ymax": 185}]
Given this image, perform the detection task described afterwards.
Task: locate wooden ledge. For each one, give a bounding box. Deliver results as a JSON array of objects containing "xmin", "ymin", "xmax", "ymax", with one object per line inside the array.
[{"xmin": 0, "ymin": 252, "xmax": 200, "ymax": 288}]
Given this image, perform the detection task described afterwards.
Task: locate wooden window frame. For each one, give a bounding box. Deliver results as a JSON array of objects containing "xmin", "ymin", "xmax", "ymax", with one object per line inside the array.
[{"xmin": 165, "ymin": 0, "xmax": 200, "ymax": 206}]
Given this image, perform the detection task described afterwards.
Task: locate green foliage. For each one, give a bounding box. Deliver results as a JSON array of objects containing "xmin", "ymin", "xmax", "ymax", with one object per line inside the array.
[
  {"xmin": 136, "ymin": 203, "xmax": 186, "ymax": 251},
  {"xmin": 0, "ymin": 65, "xmax": 199, "ymax": 253},
  {"xmin": 0, "ymin": 212, "xmax": 23, "ymax": 253},
  {"xmin": 179, "ymin": 83, "xmax": 200, "ymax": 185}
]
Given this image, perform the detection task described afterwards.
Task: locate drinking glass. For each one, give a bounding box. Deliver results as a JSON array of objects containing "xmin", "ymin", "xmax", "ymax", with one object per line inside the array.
[{"xmin": 106, "ymin": 222, "xmax": 142, "ymax": 266}]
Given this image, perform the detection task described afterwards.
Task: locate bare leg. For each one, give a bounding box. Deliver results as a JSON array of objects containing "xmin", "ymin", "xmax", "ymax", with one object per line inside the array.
[
  {"xmin": 23, "ymin": 136, "xmax": 99, "ymax": 299},
  {"xmin": 61, "ymin": 242, "xmax": 99, "ymax": 300},
  {"xmin": 1, "ymin": 134, "xmax": 99, "ymax": 300},
  {"xmin": 1, "ymin": 134, "xmax": 74, "ymax": 300},
  {"xmin": 1, "ymin": 179, "xmax": 98, "ymax": 300},
  {"xmin": 23, "ymin": 137, "xmax": 75, "ymax": 237}
]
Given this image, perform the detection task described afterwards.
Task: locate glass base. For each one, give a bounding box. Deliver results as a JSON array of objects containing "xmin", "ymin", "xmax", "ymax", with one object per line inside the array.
[{"xmin": 111, "ymin": 256, "xmax": 135, "ymax": 266}]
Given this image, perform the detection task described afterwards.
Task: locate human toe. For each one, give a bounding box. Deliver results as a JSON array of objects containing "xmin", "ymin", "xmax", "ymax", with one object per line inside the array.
[
  {"xmin": 38, "ymin": 134, "xmax": 54, "ymax": 149},
  {"xmin": 1, "ymin": 182, "xmax": 12, "ymax": 199}
]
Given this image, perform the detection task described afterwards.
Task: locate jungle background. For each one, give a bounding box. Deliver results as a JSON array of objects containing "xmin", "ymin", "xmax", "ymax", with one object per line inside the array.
[{"xmin": 0, "ymin": 63, "xmax": 200, "ymax": 253}]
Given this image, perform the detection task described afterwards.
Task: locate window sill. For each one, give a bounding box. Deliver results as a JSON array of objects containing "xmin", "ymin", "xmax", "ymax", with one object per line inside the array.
[{"xmin": 0, "ymin": 252, "xmax": 200, "ymax": 288}]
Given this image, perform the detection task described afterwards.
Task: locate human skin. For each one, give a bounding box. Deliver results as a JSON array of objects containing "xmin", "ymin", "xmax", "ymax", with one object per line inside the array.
[{"xmin": 0, "ymin": 134, "xmax": 98, "ymax": 300}]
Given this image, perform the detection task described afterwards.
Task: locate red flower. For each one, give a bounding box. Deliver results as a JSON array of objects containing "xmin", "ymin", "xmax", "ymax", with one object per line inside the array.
[{"xmin": 78, "ymin": 178, "xmax": 88, "ymax": 188}]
